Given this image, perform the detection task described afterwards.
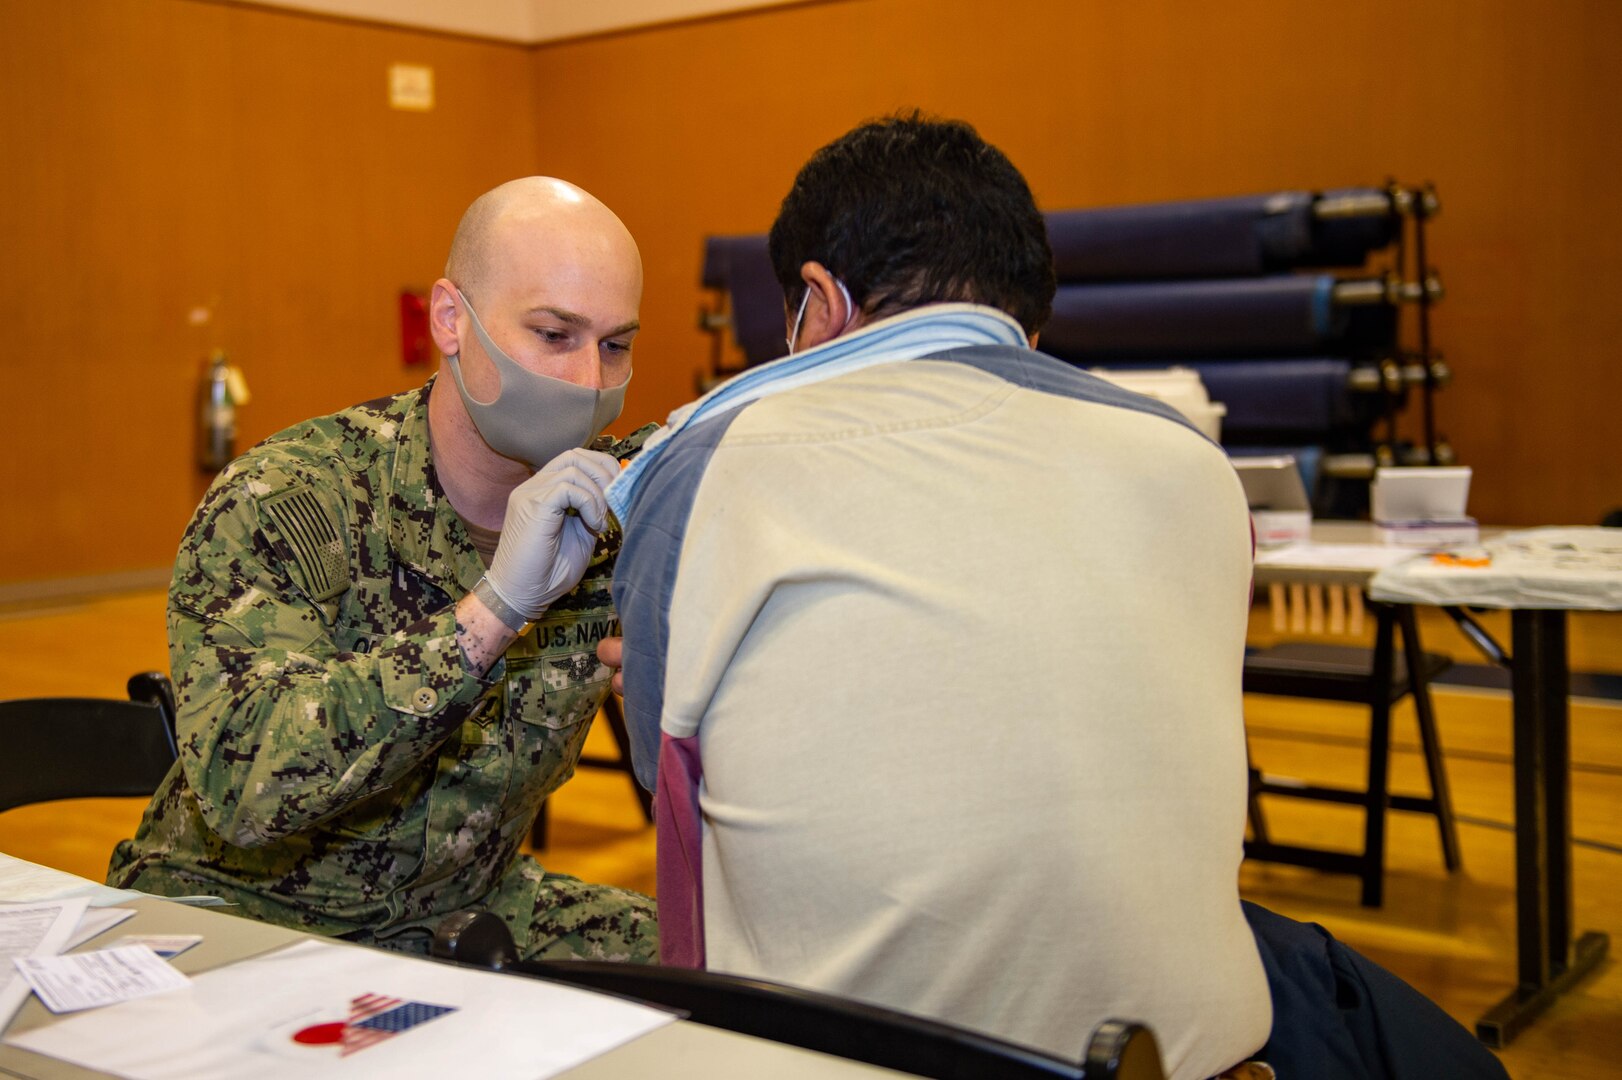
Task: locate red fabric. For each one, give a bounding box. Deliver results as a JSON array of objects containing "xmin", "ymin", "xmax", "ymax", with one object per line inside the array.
[{"xmin": 655, "ymin": 732, "xmax": 706, "ymax": 968}]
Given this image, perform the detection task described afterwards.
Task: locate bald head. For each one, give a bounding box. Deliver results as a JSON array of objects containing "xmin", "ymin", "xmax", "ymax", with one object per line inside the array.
[
  {"xmin": 445, "ymin": 177, "xmax": 639, "ymax": 303},
  {"xmin": 427, "ymin": 177, "xmax": 643, "ymax": 456}
]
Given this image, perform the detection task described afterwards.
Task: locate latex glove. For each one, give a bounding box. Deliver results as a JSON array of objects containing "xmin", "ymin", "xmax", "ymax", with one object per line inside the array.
[{"xmin": 485, "ymin": 448, "xmax": 620, "ymax": 621}]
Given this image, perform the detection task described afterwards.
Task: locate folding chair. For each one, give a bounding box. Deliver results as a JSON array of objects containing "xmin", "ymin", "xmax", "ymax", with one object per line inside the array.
[
  {"xmin": 1244, "ymin": 595, "xmax": 1461, "ymax": 907},
  {"xmin": 0, "ymin": 674, "xmax": 179, "ymax": 811},
  {"xmin": 127, "ymin": 670, "xmax": 179, "ymax": 745}
]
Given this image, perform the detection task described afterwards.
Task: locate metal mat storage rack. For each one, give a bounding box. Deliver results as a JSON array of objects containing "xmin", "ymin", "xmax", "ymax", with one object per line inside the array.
[{"xmin": 698, "ymin": 182, "xmax": 1448, "ymax": 517}]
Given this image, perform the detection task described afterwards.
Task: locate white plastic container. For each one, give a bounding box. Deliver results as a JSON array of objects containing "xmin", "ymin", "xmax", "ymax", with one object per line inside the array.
[{"xmin": 1088, "ymin": 366, "xmax": 1226, "ymax": 442}]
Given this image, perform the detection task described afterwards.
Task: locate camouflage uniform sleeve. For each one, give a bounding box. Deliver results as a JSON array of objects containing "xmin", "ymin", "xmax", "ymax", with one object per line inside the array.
[
  {"xmin": 601, "ymin": 423, "xmax": 660, "ymax": 462},
  {"xmin": 168, "ymin": 454, "xmax": 494, "ymax": 849}
]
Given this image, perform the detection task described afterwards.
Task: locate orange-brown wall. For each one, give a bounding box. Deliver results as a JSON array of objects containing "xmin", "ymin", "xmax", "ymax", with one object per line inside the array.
[
  {"xmin": 0, "ymin": 0, "xmax": 537, "ymax": 588},
  {"xmin": 535, "ymin": 0, "xmax": 1622, "ymax": 530},
  {"xmin": 3, "ymin": 0, "xmax": 1619, "ymax": 591}
]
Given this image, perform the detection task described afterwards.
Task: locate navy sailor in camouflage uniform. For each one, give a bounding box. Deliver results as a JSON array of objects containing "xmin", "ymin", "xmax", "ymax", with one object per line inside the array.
[{"xmin": 109, "ymin": 178, "xmax": 657, "ymax": 961}]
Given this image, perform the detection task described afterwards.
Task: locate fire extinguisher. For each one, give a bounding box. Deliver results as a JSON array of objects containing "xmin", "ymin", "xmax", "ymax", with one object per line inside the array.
[{"xmin": 198, "ymin": 351, "xmax": 249, "ymax": 472}]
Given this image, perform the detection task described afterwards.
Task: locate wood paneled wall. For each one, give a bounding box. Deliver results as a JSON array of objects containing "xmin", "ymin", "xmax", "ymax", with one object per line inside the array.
[
  {"xmin": 0, "ymin": 0, "xmax": 537, "ymax": 586},
  {"xmin": 4, "ymin": 0, "xmax": 1619, "ymax": 588},
  {"xmin": 531, "ymin": 0, "xmax": 1622, "ymax": 530}
]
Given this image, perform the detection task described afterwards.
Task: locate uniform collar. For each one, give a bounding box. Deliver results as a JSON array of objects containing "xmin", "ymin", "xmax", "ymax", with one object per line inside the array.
[{"xmin": 390, "ymin": 377, "xmax": 486, "ymax": 597}]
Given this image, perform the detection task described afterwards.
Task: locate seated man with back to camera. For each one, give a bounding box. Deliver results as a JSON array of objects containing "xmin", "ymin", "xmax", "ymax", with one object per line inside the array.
[
  {"xmin": 108, "ymin": 177, "xmax": 657, "ymax": 962},
  {"xmin": 602, "ymin": 115, "xmax": 1511, "ymax": 1080},
  {"xmin": 605, "ymin": 113, "xmax": 1271, "ymax": 1077}
]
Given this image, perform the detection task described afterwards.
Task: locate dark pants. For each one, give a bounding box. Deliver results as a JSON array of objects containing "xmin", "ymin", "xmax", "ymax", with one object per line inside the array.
[{"xmin": 1243, "ymin": 901, "xmax": 1510, "ymax": 1080}]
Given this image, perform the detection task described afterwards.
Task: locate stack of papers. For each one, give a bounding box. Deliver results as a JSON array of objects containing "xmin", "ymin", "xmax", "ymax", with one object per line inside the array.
[
  {"xmin": 0, "ymin": 853, "xmax": 152, "ymax": 909},
  {"xmin": 1, "ymin": 898, "xmax": 165, "ymax": 1025},
  {"xmin": 0, "ymin": 852, "xmax": 227, "ymax": 910},
  {"xmin": 1, "ymin": 853, "xmax": 676, "ymax": 1078},
  {"xmin": 0, "ymin": 854, "xmax": 219, "ymax": 1027},
  {"xmin": 7, "ymin": 938, "xmax": 676, "ymax": 1079}
]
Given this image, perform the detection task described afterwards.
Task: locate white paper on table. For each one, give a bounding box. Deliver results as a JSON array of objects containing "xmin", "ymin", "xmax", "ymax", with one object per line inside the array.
[
  {"xmin": 65, "ymin": 907, "xmax": 137, "ymax": 951},
  {"xmin": 105, "ymin": 934, "xmax": 202, "ymax": 960},
  {"xmin": 1254, "ymin": 542, "xmax": 1420, "ymax": 571},
  {"xmin": 0, "ymin": 854, "xmax": 149, "ymax": 908},
  {"xmin": 0, "ymin": 898, "xmax": 89, "ymax": 1028},
  {"xmin": 4, "ymin": 938, "xmax": 677, "ymax": 1080},
  {"xmin": 16, "ymin": 945, "xmax": 190, "ymax": 1013},
  {"xmin": 0, "ymin": 854, "xmax": 227, "ymax": 909}
]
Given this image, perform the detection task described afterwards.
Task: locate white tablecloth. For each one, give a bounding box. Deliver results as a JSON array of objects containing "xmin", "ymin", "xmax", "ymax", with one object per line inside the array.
[{"xmin": 1369, "ymin": 527, "xmax": 1622, "ymax": 610}]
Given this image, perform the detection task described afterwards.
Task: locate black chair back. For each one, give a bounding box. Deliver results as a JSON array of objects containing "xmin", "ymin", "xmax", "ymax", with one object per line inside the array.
[
  {"xmin": 127, "ymin": 670, "xmax": 180, "ymax": 745},
  {"xmin": 0, "ymin": 681, "xmax": 178, "ymax": 812},
  {"xmin": 433, "ymin": 912, "xmax": 1166, "ymax": 1080}
]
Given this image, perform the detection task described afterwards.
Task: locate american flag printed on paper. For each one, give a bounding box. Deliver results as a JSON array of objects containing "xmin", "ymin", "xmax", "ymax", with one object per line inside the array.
[{"xmin": 291, "ymin": 992, "xmax": 458, "ymax": 1056}]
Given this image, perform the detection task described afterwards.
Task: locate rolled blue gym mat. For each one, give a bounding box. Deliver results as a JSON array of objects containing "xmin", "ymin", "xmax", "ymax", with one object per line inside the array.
[
  {"xmin": 1194, "ymin": 358, "xmax": 1358, "ymax": 434},
  {"xmin": 702, "ymin": 234, "xmax": 788, "ymax": 367},
  {"xmin": 1045, "ymin": 188, "xmax": 1399, "ymax": 281},
  {"xmin": 1040, "ymin": 276, "xmax": 1397, "ymax": 361}
]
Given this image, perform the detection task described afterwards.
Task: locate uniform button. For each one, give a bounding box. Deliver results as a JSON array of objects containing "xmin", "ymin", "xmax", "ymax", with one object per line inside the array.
[{"xmin": 412, "ymin": 686, "xmax": 440, "ymax": 713}]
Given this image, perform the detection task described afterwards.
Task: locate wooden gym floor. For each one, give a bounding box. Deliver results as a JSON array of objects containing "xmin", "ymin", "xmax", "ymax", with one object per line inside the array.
[{"xmin": 1, "ymin": 588, "xmax": 1617, "ymax": 1078}]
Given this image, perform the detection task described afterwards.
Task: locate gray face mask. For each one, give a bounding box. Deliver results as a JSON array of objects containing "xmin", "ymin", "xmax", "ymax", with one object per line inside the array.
[{"xmin": 445, "ymin": 289, "xmax": 629, "ymax": 470}]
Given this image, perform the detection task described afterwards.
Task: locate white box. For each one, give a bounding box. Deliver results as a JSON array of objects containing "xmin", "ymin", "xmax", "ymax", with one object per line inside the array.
[
  {"xmin": 1372, "ymin": 466, "xmax": 1476, "ymax": 548},
  {"xmin": 1231, "ymin": 455, "xmax": 1313, "ymax": 546},
  {"xmin": 1089, "ymin": 366, "xmax": 1226, "ymax": 442},
  {"xmin": 1253, "ymin": 509, "xmax": 1313, "ymax": 547},
  {"xmin": 1371, "ymin": 466, "xmax": 1472, "ymax": 522}
]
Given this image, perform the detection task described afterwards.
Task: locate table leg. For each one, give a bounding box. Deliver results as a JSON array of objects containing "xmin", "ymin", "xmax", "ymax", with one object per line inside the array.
[
  {"xmin": 1398, "ymin": 604, "xmax": 1462, "ymax": 871},
  {"xmin": 1476, "ymin": 609, "xmax": 1610, "ymax": 1047},
  {"xmin": 1537, "ymin": 612, "xmax": 1573, "ymax": 975},
  {"xmin": 1359, "ymin": 605, "xmax": 1396, "ymax": 908}
]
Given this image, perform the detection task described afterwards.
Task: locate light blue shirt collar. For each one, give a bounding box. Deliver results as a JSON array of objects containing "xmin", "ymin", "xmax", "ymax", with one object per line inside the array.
[{"xmin": 608, "ymin": 303, "xmax": 1028, "ymax": 521}]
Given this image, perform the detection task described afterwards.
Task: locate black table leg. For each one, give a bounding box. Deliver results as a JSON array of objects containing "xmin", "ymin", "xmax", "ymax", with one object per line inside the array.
[
  {"xmin": 1398, "ymin": 604, "xmax": 1463, "ymax": 870},
  {"xmin": 1476, "ymin": 609, "xmax": 1610, "ymax": 1047},
  {"xmin": 1358, "ymin": 604, "xmax": 1397, "ymax": 908}
]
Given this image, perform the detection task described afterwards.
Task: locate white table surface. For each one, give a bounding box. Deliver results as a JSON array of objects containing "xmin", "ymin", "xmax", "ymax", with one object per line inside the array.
[{"xmin": 0, "ymin": 895, "xmax": 909, "ymax": 1080}]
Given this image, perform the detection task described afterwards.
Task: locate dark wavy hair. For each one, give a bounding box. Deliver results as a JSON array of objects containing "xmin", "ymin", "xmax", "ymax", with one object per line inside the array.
[{"xmin": 767, "ymin": 112, "xmax": 1055, "ymax": 335}]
